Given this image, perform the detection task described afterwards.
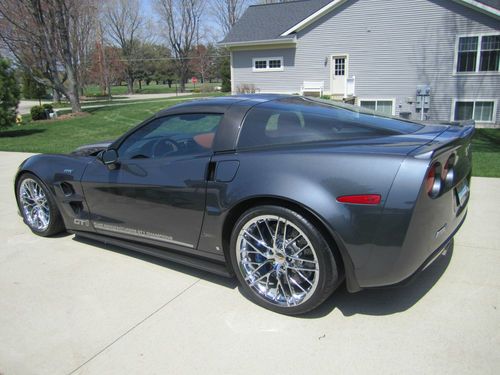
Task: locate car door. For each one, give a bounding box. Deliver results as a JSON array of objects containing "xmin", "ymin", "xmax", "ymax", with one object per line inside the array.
[{"xmin": 80, "ymin": 113, "xmax": 222, "ymax": 251}]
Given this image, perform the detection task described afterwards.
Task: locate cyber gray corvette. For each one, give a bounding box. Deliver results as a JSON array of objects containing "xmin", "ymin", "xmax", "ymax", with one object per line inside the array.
[{"xmin": 15, "ymin": 95, "xmax": 473, "ymax": 314}]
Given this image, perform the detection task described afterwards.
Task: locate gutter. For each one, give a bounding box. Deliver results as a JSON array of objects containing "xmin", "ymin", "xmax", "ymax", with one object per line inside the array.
[{"xmin": 218, "ymin": 37, "xmax": 297, "ymax": 49}]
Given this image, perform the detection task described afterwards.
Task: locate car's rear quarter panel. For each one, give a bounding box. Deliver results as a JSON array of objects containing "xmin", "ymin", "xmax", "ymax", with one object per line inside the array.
[{"xmin": 199, "ymin": 144, "xmax": 408, "ymax": 280}]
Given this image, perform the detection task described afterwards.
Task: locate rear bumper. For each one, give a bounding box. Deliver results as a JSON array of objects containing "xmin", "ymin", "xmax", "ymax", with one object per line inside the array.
[{"xmin": 365, "ymin": 212, "xmax": 465, "ymax": 290}]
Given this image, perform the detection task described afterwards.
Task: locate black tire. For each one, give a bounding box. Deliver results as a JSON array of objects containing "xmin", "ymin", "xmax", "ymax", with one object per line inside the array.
[
  {"xmin": 229, "ymin": 205, "xmax": 340, "ymax": 315},
  {"xmin": 16, "ymin": 173, "xmax": 65, "ymax": 237}
]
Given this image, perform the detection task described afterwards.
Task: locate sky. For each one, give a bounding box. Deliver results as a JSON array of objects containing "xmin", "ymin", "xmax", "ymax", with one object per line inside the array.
[{"xmin": 139, "ymin": 0, "xmax": 226, "ymax": 43}]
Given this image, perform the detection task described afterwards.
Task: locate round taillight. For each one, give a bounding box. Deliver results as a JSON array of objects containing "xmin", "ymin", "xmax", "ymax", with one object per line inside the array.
[
  {"xmin": 426, "ymin": 162, "xmax": 442, "ymax": 198},
  {"xmin": 442, "ymin": 155, "xmax": 455, "ymax": 188}
]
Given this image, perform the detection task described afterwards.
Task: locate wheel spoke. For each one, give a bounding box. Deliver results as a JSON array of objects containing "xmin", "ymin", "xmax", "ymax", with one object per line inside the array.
[
  {"xmin": 19, "ymin": 179, "xmax": 50, "ymax": 232},
  {"xmin": 243, "ymin": 239, "xmax": 270, "ymax": 258},
  {"xmin": 244, "ymin": 260, "xmax": 272, "ymax": 282},
  {"xmin": 244, "ymin": 230, "xmax": 273, "ymax": 251}
]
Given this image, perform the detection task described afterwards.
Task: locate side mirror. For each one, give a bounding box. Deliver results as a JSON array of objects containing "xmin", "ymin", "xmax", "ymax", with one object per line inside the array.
[{"xmin": 100, "ymin": 149, "xmax": 120, "ymax": 169}]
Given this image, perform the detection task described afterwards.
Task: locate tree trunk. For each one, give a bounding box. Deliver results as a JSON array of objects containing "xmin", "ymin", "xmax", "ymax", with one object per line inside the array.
[
  {"xmin": 139, "ymin": 80, "xmax": 142, "ymax": 90},
  {"xmin": 53, "ymin": 89, "xmax": 61, "ymax": 103},
  {"xmin": 126, "ymin": 76, "xmax": 134, "ymax": 94}
]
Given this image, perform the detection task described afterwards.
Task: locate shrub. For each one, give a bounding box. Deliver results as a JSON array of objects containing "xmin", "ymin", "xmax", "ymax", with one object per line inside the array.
[
  {"xmin": 0, "ymin": 58, "xmax": 20, "ymax": 129},
  {"xmin": 42, "ymin": 103, "xmax": 53, "ymax": 112},
  {"xmin": 201, "ymin": 83, "xmax": 215, "ymax": 93},
  {"xmin": 30, "ymin": 105, "xmax": 46, "ymax": 121},
  {"xmin": 236, "ymin": 84, "xmax": 258, "ymax": 94},
  {"xmin": 30, "ymin": 104, "xmax": 53, "ymax": 121}
]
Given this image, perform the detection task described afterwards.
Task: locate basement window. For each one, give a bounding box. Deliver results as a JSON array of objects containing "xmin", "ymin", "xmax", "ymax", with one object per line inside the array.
[{"xmin": 453, "ymin": 100, "xmax": 496, "ymax": 123}]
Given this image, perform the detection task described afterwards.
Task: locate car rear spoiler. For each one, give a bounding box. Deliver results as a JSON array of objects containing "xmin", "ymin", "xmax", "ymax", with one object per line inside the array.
[{"xmin": 411, "ymin": 122, "xmax": 475, "ymax": 158}]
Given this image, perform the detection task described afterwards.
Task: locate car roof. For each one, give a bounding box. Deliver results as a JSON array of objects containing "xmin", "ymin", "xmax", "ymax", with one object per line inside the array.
[{"xmin": 156, "ymin": 94, "xmax": 293, "ymax": 116}]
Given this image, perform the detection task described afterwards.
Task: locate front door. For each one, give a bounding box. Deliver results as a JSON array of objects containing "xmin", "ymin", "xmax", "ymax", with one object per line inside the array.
[
  {"xmin": 331, "ymin": 55, "xmax": 347, "ymax": 96},
  {"xmin": 81, "ymin": 113, "xmax": 222, "ymax": 250}
]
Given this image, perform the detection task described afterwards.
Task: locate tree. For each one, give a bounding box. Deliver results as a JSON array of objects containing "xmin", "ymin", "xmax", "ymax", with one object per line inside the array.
[
  {"xmin": 220, "ymin": 53, "xmax": 231, "ymax": 92},
  {"xmin": 0, "ymin": 0, "xmax": 98, "ymax": 113},
  {"xmin": 212, "ymin": 0, "xmax": 249, "ymax": 36},
  {"xmin": 0, "ymin": 58, "xmax": 20, "ymax": 129},
  {"xmin": 88, "ymin": 45, "xmax": 127, "ymax": 96},
  {"xmin": 103, "ymin": 0, "xmax": 144, "ymax": 94},
  {"xmin": 155, "ymin": 0, "xmax": 204, "ymax": 92},
  {"xmin": 22, "ymin": 72, "xmax": 47, "ymax": 104}
]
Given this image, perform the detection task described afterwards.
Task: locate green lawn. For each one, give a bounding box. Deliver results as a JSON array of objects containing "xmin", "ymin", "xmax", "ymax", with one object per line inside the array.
[
  {"xmin": 83, "ymin": 82, "xmax": 220, "ymax": 96},
  {"xmin": 0, "ymin": 96, "xmax": 217, "ymax": 154},
  {"xmin": 470, "ymin": 128, "xmax": 500, "ymax": 178},
  {"xmin": 0, "ymin": 101, "xmax": 499, "ymax": 177}
]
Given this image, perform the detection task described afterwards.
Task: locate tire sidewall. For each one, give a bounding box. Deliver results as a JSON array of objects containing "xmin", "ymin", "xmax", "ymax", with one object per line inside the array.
[
  {"xmin": 17, "ymin": 173, "xmax": 64, "ymax": 237},
  {"xmin": 229, "ymin": 205, "xmax": 338, "ymax": 315}
]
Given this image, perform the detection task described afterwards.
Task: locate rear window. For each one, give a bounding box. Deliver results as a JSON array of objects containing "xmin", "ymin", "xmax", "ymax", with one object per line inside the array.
[{"xmin": 237, "ymin": 97, "xmax": 423, "ymax": 149}]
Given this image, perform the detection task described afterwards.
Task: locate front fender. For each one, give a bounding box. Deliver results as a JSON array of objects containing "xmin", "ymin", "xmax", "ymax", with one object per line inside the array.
[{"xmin": 15, "ymin": 154, "xmax": 95, "ymax": 231}]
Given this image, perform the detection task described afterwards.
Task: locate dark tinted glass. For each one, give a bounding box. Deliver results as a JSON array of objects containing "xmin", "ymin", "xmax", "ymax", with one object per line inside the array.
[
  {"xmin": 237, "ymin": 97, "xmax": 423, "ymax": 149},
  {"xmin": 119, "ymin": 113, "xmax": 222, "ymax": 160}
]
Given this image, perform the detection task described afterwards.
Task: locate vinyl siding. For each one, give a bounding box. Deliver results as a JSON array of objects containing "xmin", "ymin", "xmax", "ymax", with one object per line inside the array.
[{"xmin": 230, "ymin": 0, "xmax": 500, "ymax": 125}]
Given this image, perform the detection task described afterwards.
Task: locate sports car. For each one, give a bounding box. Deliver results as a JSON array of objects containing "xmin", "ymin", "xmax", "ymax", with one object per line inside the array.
[{"xmin": 15, "ymin": 95, "xmax": 473, "ymax": 315}]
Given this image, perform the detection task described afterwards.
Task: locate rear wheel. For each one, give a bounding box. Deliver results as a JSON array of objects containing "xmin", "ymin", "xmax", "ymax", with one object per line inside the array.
[
  {"xmin": 17, "ymin": 173, "xmax": 65, "ymax": 237},
  {"xmin": 230, "ymin": 205, "xmax": 339, "ymax": 315}
]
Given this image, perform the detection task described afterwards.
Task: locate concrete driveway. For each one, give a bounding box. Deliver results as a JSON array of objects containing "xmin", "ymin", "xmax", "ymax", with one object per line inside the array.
[{"xmin": 1, "ymin": 152, "xmax": 499, "ymax": 375}]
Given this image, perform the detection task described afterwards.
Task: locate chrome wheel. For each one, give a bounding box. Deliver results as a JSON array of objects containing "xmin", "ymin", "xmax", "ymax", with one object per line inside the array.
[
  {"xmin": 19, "ymin": 178, "xmax": 51, "ymax": 232},
  {"xmin": 236, "ymin": 215, "xmax": 319, "ymax": 307}
]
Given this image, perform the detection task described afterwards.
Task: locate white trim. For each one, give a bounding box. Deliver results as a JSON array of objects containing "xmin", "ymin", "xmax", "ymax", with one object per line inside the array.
[
  {"xmin": 281, "ymin": 0, "xmax": 499, "ymax": 37},
  {"xmin": 230, "ymin": 50, "xmax": 235, "ymax": 94},
  {"xmin": 329, "ymin": 54, "xmax": 349, "ymax": 97},
  {"xmin": 219, "ymin": 37, "xmax": 296, "ymax": 48},
  {"xmin": 252, "ymin": 57, "xmax": 284, "ymax": 72},
  {"xmin": 358, "ymin": 98, "xmax": 397, "ymax": 116},
  {"xmin": 281, "ymin": 0, "xmax": 349, "ymax": 36},
  {"xmin": 453, "ymin": 33, "xmax": 500, "ymax": 75},
  {"xmin": 451, "ymin": 98, "xmax": 498, "ymax": 123},
  {"xmin": 451, "ymin": 0, "xmax": 500, "ymax": 19}
]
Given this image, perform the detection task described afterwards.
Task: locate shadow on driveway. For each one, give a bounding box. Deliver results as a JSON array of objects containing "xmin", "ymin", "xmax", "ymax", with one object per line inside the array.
[
  {"xmin": 72, "ymin": 235, "xmax": 237, "ymax": 289},
  {"xmin": 73, "ymin": 235, "xmax": 452, "ymax": 318}
]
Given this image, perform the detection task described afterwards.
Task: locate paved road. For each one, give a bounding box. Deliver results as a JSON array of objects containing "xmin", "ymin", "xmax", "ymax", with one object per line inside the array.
[
  {"xmin": 17, "ymin": 93, "xmax": 192, "ymax": 115},
  {"xmin": 1, "ymin": 152, "xmax": 499, "ymax": 375}
]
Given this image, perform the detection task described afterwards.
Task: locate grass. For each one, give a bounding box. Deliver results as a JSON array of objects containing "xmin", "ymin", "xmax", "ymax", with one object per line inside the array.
[
  {"xmin": 83, "ymin": 82, "xmax": 221, "ymax": 96},
  {"xmin": 1, "ymin": 102, "xmax": 499, "ymax": 177},
  {"xmin": 0, "ymin": 95, "xmax": 221, "ymax": 154},
  {"xmin": 470, "ymin": 128, "xmax": 500, "ymax": 178}
]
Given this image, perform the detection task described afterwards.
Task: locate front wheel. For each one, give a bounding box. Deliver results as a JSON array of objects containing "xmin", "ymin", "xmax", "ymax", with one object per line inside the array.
[
  {"xmin": 16, "ymin": 173, "xmax": 65, "ymax": 237},
  {"xmin": 229, "ymin": 205, "xmax": 340, "ymax": 315}
]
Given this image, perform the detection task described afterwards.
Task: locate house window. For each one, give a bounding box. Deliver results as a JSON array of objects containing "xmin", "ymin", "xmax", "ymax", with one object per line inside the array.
[
  {"xmin": 359, "ymin": 99, "xmax": 394, "ymax": 115},
  {"xmin": 252, "ymin": 57, "xmax": 284, "ymax": 72},
  {"xmin": 454, "ymin": 100, "xmax": 495, "ymax": 122},
  {"xmin": 334, "ymin": 58, "xmax": 345, "ymax": 76},
  {"xmin": 456, "ymin": 35, "xmax": 500, "ymax": 73},
  {"xmin": 254, "ymin": 60, "xmax": 267, "ymax": 70}
]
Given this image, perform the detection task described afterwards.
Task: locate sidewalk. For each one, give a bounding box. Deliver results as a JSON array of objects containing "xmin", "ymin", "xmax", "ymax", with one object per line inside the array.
[{"xmin": 18, "ymin": 93, "xmax": 192, "ymax": 115}]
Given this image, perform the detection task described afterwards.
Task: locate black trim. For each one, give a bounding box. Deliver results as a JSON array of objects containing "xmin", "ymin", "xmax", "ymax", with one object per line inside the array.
[{"xmin": 71, "ymin": 231, "xmax": 233, "ymax": 278}]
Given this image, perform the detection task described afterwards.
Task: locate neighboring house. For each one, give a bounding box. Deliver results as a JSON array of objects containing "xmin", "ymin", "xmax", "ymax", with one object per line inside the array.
[{"xmin": 220, "ymin": 0, "xmax": 500, "ymax": 127}]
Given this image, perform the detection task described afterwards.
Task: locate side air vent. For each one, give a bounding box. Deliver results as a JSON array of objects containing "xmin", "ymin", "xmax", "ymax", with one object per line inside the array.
[
  {"xmin": 60, "ymin": 182, "xmax": 75, "ymax": 197},
  {"xmin": 69, "ymin": 201, "xmax": 84, "ymax": 215}
]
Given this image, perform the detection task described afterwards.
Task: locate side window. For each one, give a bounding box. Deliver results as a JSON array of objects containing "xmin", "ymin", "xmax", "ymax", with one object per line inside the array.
[
  {"xmin": 237, "ymin": 97, "xmax": 423, "ymax": 149},
  {"xmin": 118, "ymin": 113, "xmax": 222, "ymax": 160}
]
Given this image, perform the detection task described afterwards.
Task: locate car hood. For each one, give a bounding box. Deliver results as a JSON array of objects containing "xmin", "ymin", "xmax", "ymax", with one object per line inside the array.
[{"xmin": 71, "ymin": 140, "xmax": 113, "ymax": 157}]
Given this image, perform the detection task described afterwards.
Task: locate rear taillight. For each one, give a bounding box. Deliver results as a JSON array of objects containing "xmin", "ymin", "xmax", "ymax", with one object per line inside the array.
[
  {"xmin": 426, "ymin": 162, "xmax": 442, "ymax": 198},
  {"xmin": 442, "ymin": 154, "xmax": 455, "ymax": 188}
]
